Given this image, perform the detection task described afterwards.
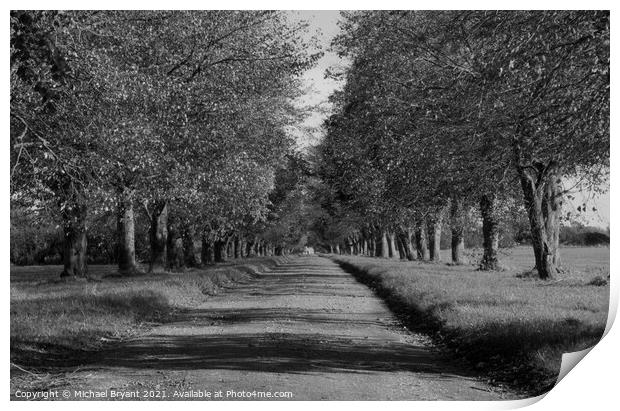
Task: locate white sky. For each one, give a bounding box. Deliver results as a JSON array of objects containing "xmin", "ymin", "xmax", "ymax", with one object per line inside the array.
[
  {"xmin": 287, "ymin": 10, "xmax": 610, "ymax": 229},
  {"xmin": 569, "ymin": 189, "xmax": 610, "ymax": 229},
  {"xmin": 287, "ymin": 10, "xmax": 344, "ymax": 147}
]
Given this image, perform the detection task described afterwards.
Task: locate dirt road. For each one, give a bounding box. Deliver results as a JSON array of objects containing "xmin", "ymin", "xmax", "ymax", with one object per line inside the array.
[{"xmin": 65, "ymin": 256, "xmax": 508, "ymax": 400}]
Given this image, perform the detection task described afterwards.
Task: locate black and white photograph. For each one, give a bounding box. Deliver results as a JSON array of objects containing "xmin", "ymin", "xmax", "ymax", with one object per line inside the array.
[{"xmin": 8, "ymin": 2, "xmax": 613, "ymax": 404}]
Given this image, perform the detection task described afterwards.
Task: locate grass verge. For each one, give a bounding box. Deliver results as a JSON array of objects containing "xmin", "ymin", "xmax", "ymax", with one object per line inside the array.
[
  {"xmin": 332, "ymin": 248, "xmax": 609, "ymax": 397},
  {"xmin": 10, "ymin": 257, "xmax": 285, "ymax": 369}
]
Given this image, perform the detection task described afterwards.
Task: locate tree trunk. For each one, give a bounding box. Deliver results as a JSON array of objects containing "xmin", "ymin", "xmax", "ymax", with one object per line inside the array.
[
  {"xmin": 167, "ymin": 217, "xmax": 184, "ymax": 271},
  {"xmin": 450, "ymin": 197, "xmax": 465, "ymax": 265},
  {"xmin": 427, "ymin": 213, "xmax": 443, "ymax": 262},
  {"xmin": 479, "ymin": 194, "xmax": 500, "ymax": 270},
  {"xmin": 117, "ymin": 187, "xmax": 136, "ymax": 275},
  {"xmin": 451, "ymin": 230, "xmax": 465, "ymax": 265},
  {"xmin": 258, "ymin": 241, "xmax": 264, "ymax": 257},
  {"xmin": 253, "ymin": 240, "xmax": 260, "ymax": 256},
  {"xmin": 396, "ymin": 237, "xmax": 406, "ymax": 259},
  {"xmin": 233, "ymin": 237, "xmax": 241, "ymax": 259},
  {"xmin": 149, "ymin": 201, "xmax": 168, "ymax": 273},
  {"xmin": 183, "ymin": 225, "xmax": 202, "ymax": 267},
  {"xmin": 246, "ymin": 238, "xmax": 254, "ymax": 257},
  {"xmin": 380, "ymin": 230, "xmax": 390, "ymax": 258},
  {"xmin": 202, "ymin": 235, "xmax": 214, "ymax": 264},
  {"xmin": 60, "ymin": 198, "xmax": 88, "ymax": 278},
  {"xmin": 519, "ymin": 165, "xmax": 563, "ymax": 279},
  {"xmin": 225, "ymin": 237, "xmax": 235, "ymax": 258},
  {"xmin": 415, "ymin": 221, "xmax": 430, "ymax": 260},
  {"xmin": 401, "ymin": 228, "xmax": 416, "ymax": 261},
  {"xmin": 387, "ymin": 231, "xmax": 399, "ymax": 259},
  {"xmin": 238, "ymin": 237, "xmax": 245, "ymax": 258},
  {"xmin": 170, "ymin": 237, "xmax": 184, "ymax": 270},
  {"xmin": 214, "ymin": 239, "xmax": 227, "ymax": 262}
]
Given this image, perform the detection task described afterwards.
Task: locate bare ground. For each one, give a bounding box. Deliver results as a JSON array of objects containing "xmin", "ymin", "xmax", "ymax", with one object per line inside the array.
[{"xmin": 12, "ymin": 256, "xmax": 514, "ymax": 400}]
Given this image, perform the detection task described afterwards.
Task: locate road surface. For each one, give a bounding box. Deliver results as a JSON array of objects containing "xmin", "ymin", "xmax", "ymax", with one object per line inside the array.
[{"xmin": 59, "ymin": 256, "xmax": 508, "ymax": 400}]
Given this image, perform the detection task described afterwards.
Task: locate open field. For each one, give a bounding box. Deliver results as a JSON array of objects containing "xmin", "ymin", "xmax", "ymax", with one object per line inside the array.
[
  {"xmin": 468, "ymin": 246, "xmax": 610, "ymax": 281},
  {"xmin": 10, "ymin": 258, "xmax": 284, "ymax": 368},
  {"xmin": 332, "ymin": 246, "xmax": 610, "ymax": 395}
]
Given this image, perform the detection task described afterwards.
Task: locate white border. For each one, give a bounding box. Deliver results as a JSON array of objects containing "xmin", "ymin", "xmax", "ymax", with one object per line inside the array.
[{"xmin": 4, "ymin": 1, "xmax": 617, "ymax": 410}]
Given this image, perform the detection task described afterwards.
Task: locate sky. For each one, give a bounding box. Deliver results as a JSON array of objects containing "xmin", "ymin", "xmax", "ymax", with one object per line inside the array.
[
  {"xmin": 569, "ymin": 188, "xmax": 610, "ymax": 229},
  {"xmin": 286, "ymin": 10, "xmax": 610, "ymax": 229},
  {"xmin": 286, "ymin": 10, "xmax": 344, "ymax": 147}
]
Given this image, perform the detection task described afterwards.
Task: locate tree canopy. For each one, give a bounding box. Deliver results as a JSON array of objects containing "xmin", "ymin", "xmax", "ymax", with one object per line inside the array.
[{"xmin": 314, "ymin": 11, "xmax": 609, "ymax": 277}]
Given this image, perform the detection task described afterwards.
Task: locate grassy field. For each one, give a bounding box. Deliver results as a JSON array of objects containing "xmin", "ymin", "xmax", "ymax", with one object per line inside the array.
[
  {"xmin": 10, "ymin": 258, "xmax": 284, "ymax": 368},
  {"xmin": 333, "ymin": 246, "xmax": 610, "ymax": 396}
]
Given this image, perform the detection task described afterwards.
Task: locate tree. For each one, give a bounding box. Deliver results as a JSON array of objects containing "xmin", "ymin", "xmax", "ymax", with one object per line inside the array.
[
  {"xmin": 322, "ymin": 11, "xmax": 609, "ymax": 279},
  {"xmin": 11, "ymin": 11, "xmax": 119, "ymax": 277},
  {"xmin": 11, "ymin": 11, "xmax": 321, "ymax": 276},
  {"xmin": 441, "ymin": 11, "xmax": 609, "ymax": 277}
]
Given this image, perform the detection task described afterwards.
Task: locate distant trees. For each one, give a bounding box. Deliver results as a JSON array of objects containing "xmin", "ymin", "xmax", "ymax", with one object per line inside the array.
[
  {"xmin": 316, "ymin": 11, "xmax": 609, "ymax": 278},
  {"xmin": 559, "ymin": 224, "xmax": 610, "ymax": 246},
  {"xmin": 10, "ymin": 11, "xmax": 319, "ymax": 277}
]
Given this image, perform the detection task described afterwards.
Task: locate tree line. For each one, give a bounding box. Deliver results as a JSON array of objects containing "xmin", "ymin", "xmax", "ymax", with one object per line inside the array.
[
  {"xmin": 10, "ymin": 11, "xmax": 610, "ymax": 281},
  {"xmin": 10, "ymin": 11, "xmax": 320, "ymax": 277},
  {"xmin": 312, "ymin": 11, "xmax": 609, "ymax": 279}
]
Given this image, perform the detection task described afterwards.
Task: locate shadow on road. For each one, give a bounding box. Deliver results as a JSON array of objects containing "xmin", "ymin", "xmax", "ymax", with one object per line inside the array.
[
  {"xmin": 77, "ymin": 258, "xmax": 478, "ymax": 380},
  {"xmin": 94, "ymin": 331, "xmax": 461, "ymax": 377}
]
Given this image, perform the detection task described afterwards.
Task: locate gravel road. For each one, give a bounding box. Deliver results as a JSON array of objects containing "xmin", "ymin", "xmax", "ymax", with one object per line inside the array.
[{"xmin": 65, "ymin": 256, "xmax": 509, "ymax": 400}]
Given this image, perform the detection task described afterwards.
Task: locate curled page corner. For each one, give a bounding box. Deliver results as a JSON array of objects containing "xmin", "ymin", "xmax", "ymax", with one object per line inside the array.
[
  {"xmin": 515, "ymin": 345, "xmax": 601, "ymax": 408},
  {"xmin": 552, "ymin": 274, "xmax": 615, "ymax": 388},
  {"xmin": 555, "ymin": 347, "xmax": 594, "ymax": 386}
]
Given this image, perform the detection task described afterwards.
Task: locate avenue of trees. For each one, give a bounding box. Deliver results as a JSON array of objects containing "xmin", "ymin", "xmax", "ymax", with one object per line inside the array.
[
  {"xmin": 10, "ymin": 11, "xmax": 320, "ymax": 277},
  {"xmin": 313, "ymin": 11, "xmax": 609, "ymax": 279},
  {"xmin": 10, "ymin": 11, "xmax": 610, "ymax": 282}
]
